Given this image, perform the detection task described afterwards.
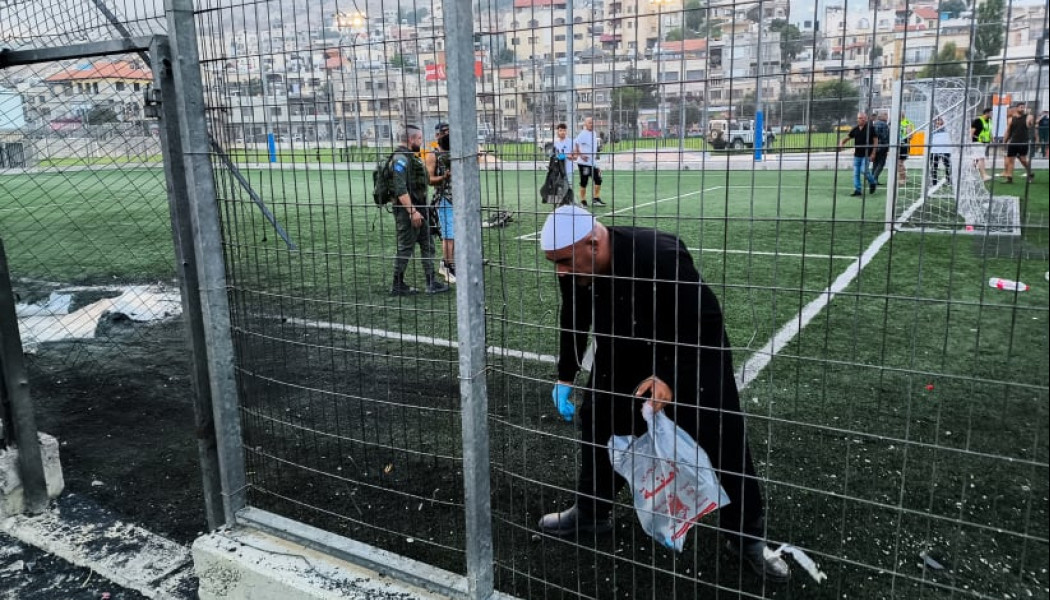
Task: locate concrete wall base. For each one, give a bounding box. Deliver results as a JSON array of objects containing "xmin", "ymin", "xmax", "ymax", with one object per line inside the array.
[
  {"xmin": 0, "ymin": 432, "xmax": 64, "ymax": 517},
  {"xmin": 193, "ymin": 527, "xmax": 454, "ymax": 600}
]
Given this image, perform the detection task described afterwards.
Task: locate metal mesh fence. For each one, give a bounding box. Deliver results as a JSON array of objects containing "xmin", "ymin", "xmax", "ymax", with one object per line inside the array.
[{"xmin": 3, "ymin": 0, "xmax": 1049, "ymax": 597}]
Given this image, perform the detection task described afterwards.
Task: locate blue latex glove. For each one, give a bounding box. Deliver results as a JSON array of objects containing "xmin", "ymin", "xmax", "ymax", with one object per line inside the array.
[
  {"xmin": 556, "ymin": 152, "xmax": 567, "ymax": 160},
  {"xmin": 552, "ymin": 383, "xmax": 575, "ymax": 422}
]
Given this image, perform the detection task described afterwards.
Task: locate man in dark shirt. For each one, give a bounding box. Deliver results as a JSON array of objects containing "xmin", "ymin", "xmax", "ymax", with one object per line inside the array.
[
  {"xmin": 870, "ymin": 113, "xmax": 891, "ymax": 183},
  {"xmin": 389, "ymin": 125, "xmax": 449, "ymax": 296},
  {"xmin": 838, "ymin": 112, "xmax": 879, "ymax": 196},
  {"xmin": 537, "ymin": 205, "xmax": 791, "ymax": 583},
  {"xmin": 1001, "ymin": 102, "xmax": 1034, "ymax": 183}
]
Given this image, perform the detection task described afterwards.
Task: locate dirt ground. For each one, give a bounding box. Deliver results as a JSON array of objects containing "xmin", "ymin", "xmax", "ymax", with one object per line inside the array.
[{"xmin": 26, "ymin": 319, "xmax": 208, "ymax": 546}]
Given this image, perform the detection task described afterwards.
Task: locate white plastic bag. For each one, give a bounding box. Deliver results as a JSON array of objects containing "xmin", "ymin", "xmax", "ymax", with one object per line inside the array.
[{"xmin": 609, "ymin": 404, "xmax": 730, "ymax": 552}]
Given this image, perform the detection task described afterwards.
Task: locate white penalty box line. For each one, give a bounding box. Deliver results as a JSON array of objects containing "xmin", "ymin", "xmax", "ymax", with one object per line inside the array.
[
  {"xmin": 515, "ymin": 185, "xmax": 725, "ymax": 242},
  {"xmin": 280, "ymin": 195, "xmax": 911, "ymax": 391}
]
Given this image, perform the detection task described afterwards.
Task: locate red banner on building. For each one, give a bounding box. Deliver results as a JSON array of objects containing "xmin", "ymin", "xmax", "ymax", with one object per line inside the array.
[{"xmin": 425, "ymin": 60, "xmax": 483, "ymax": 81}]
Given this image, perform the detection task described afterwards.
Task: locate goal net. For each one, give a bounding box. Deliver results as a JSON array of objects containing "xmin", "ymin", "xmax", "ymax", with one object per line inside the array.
[{"xmin": 886, "ymin": 78, "xmax": 1020, "ymax": 236}]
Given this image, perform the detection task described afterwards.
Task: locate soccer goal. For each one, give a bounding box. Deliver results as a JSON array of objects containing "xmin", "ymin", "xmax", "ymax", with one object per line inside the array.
[{"xmin": 885, "ymin": 78, "xmax": 1021, "ymax": 236}]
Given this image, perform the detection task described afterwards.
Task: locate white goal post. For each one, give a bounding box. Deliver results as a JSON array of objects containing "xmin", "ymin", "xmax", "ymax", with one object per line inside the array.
[{"xmin": 885, "ymin": 78, "xmax": 1021, "ymax": 236}]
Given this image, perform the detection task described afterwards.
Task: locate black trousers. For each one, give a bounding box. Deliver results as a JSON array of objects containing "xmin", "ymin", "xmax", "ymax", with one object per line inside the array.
[
  {"xmin": 575, "ymin": 343, "xmax": 766, "ymax": 542},
  {"xmin": 930, "ymin": 153, "xmax": 951, "ymax": 184}
]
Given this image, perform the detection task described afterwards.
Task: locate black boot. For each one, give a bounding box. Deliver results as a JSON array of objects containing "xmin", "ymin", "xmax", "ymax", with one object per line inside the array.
[
  {"xmin": 537, "ymin": 505, "xmax": 612, "ymax": 537},
  {"xmin": 390, "ymin": 275, "xmax": 418, "ymax": 296},
  {"xmin": 425, "ymin": 273, "xmax": 450, "ymax": 295}
]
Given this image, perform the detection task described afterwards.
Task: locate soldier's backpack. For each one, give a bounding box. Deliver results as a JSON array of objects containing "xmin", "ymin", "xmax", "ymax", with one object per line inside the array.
[{"xmin": 372, "ymin": 153, "xmax": 397, "ymax": 206}]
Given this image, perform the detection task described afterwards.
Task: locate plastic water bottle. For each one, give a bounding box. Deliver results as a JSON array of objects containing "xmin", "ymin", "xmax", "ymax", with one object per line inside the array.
[{"xmin": 988, "ymin": 277, "xmax": 1029, "ymax": 292}]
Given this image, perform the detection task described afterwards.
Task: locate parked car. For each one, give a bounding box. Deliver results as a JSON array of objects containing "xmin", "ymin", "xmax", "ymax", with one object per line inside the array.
[
  {"xmin": 640, "ymin": 129, "xmax": 663, "ymax": 138},
  {"xmin": 790, "ymin": 124, "xmax": 810, "ymax": 133}
]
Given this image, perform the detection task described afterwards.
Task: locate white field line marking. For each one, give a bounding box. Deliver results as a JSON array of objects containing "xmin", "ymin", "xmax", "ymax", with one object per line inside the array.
[
  {"xmin": 515, "ymin": 185, "xmax": 724, "ymax": 241},
  {"xmin": 281, "ymin": 194, "xmax": 921, "ymax": 387},
  {"xmin": 278, "ymin": 317, "xmax": 558, "ymax": 364},
  {"xmin": 689, "ymin": 247, "xmax": 854, "ymax": 261},
  {"xmin": 735, "ymin": 194, "xmax": 926, "ymax": 390}
]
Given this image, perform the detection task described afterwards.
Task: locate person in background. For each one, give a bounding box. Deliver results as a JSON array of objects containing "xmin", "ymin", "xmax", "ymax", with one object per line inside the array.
[
  {"xmin": 388, "ymin": 125, "xmax": 450, "ymax": 296},
  {"xmin": 896, "ymin": 112, "xmax": 914, "ymax": 186},
  {"xmin": 574, "ymin": 116, "xmax": 605, "ymax": 207},
  {"xmin": 970, "ymin": 107, "xmax": 992, "ymax": 181},
  {"xmin": 425, "ymin": 123, "xmax": 455, "ymax": 284},
  {"xmin": 1001, "ymin": 102, "xmax": 1034, "ymax": 184},
  {"xmin": 838, "ymin": 112, "xmax": 879, "ymax": 196},
  {"xmin": 870, "ymin": 112, "xmax": 891, "ymax": 183},
  {"xmin": 1037, "ymin": 110, "xmax": 1049, "ymax": 158},
  {"xmin": 928, "ymin": 117, "xmax": 952, "ymax": 187},
  {"xmin": 537, "ymin": 205, "xmax": 791, "ymax": 583},
  {"xmin": 553, "ymin": 123, "xmax": 576, "ymax": 183}
]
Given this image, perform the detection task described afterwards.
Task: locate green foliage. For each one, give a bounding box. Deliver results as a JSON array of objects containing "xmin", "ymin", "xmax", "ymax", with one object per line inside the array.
[
  {"xmin": 770, "ymin": 19, "xmax": 804, "ymax": 61},
  {"xmin": 667, "ymin": 101, "xmax": 702, "ymax": 128},
  {"xmin": 937, "ymin": 0, "xmax": 967, "ymax": 18},
  {"xmin": 611, "ymin": 68, "xmax": 657, "ymax": 129},
  {"xmin": 683, "ymin": 0, "xmax": 705, "ymax": 32},
  {"xmin": 664, "ymin": 28, "xmax": 697, "ymax": 42},
  {"xmin": 494, "ymin": 48, "xmax": 517, "ymax": 66},
  {"xmin": 85, "ymin": 105, "xmax": 119, "ymax": 124},
  {"xmin": 810, "ymin": 80, "xmax": 860, "ymax": 126},
  {"xmin": 969, "ymin": 0, "xmax": 1004, "ymax": 76},
  {"xmin": 919, "ymin": 42, "xmax": 966, "ymax": 78}
]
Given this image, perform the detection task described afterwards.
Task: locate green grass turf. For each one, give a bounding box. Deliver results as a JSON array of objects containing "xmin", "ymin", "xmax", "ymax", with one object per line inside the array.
[{"xmin": 2, "ymin": 164, "xmax": 1046, "ymax": 596}]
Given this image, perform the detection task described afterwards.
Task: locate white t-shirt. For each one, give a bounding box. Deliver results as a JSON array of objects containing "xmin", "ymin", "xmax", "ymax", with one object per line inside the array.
[
  {"xmin": 574, "ymin": 129, "xmax": 599, "ymax": 166},
  {"xmin": 930, "ymin": 128, "xmax": 952, "ymax": 155},
  {"xmin": 553, "ymin": 137, "xmax": 574, "ymax": 176}
]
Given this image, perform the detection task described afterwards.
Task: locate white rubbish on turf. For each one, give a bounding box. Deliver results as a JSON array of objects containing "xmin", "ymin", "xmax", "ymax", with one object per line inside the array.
[{"xmin": 15, "ymin": 285, "xmax": 182, "ymax": 351}]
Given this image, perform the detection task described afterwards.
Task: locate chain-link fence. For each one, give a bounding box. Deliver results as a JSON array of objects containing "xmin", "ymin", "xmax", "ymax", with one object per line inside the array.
[{"xmin": 3, "ymin": 0, "xmax": 1048, "ymax": 597}]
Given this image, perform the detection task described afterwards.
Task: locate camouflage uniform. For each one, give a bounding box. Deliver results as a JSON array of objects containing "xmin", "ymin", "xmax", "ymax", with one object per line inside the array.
[
  {"xmin": 432, "ymin": 149, "xmax": 454, "ymax": 240},
  {"xmin": 390, "ymin": 145, "xmax": 437, "ymax": 282}
]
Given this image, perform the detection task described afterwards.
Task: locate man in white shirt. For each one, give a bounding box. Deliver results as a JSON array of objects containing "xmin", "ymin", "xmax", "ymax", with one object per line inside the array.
[
  {"xmin": 574, "ymin": 116, "xmax": 605, "ymax": 206},
  {"xmin": 553, "ymin": 123, "xmax": 575, "ymax": 182},
  {"xmin": 928, "ymin": 116, "xmax": 952, "ymax": 187}
]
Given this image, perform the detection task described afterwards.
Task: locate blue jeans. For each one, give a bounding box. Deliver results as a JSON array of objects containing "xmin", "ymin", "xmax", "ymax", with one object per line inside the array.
[{"xmin": 853, "ymin": 156, "xmax": 876, "ymax": 191}]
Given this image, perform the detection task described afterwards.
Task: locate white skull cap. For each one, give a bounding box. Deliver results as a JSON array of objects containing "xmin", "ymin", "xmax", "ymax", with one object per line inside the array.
[{"xmin": 540, "ymin": 205, "xmax": 596, "ymax": 251}]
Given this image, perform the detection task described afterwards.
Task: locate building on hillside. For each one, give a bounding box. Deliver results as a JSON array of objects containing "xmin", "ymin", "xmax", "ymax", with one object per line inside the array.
[{"xmin": 39, "ymin": 61, "xmax": 151, "ymax": 127}]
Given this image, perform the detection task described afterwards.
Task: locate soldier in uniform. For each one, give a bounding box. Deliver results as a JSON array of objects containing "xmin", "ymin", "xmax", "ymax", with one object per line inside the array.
[
  {"xmin": 389, "ymin": 125, "xmax": 450, "ymax": 296},
  {"xmin": 426, "ymin": 123, "xmax": 456, "ymax": 283}
]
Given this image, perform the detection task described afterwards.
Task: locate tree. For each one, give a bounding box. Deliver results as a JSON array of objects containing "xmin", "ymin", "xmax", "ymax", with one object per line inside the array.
[
  {"xmin": 969, "ymin": 0, "xmax": 1004, "ymax": 77},
  {"xmin": 937, "ymin": 0, "xmax": 967, "ymax": 18},
  {"xmin": 919, "ymin": 42, "xmax": 966, "ymax": 78},
  {"xmin": 769, "ymin": 19, "xmax": 803, "ymax": 62},
  {"xmin": 810, "ymin": 80, "xmax": 861, "ymax": 126},
  {"xmin": 494, "ymin": 48, "xmax": 517, "ymax": 66},
  {"xmin": 683, "ymin": 0, "xmax": 705, "ymax": 32},
  {"xmin": 611, "ymin": 68, "xmax": 657, "ymax": 132},
  {"xmin": 85, "ymin": 105, "xmax": 119, "ymax": 124},
  {"xmin": 668, "ymin": 100, "xmax": 702, "ymax": 129},
  {"xmin": 665, "ymin": 28, "xmax": 699, "ymax": 42}
]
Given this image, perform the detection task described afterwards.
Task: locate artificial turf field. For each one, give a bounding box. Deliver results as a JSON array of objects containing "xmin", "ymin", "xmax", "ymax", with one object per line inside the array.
[{"xmin": 2, "ymin": 164, "xmax": 1047, "ymax": 598}]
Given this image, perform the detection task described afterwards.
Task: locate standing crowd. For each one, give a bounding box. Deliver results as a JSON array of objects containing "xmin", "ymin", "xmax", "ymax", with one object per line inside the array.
[{"xmin": 837, "ymin": 101, "xmax": 1042, "ymax": 196}]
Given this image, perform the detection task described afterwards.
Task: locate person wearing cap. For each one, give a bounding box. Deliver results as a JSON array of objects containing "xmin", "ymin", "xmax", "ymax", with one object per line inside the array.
[
  {"xmin": 1001, "ymin": 102, "xmax": 1034, "ymax": 184},
  {"xmin": 425, "ymin": 123, "xmax": 456, "ymax": 283},
  {"xmin": 389, "ymin": 125, "xmax": 449, "ymax": 296},
  {"xmin": 537, "ymin": 206, "xmax": 790, "ymax": 583}
]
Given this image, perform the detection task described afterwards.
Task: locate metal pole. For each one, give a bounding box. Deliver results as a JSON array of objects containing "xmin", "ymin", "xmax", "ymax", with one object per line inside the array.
[
  {"xmin": 754, "ymin": 13, "xmax": 764, "ymax": 161},
  {"xmin": 446, "ymin": 0, "xmax": 494, "ymax": 593},
  {"xmin": 149, "ymin": 37, "xmax": 226, "ymax": 530},
  {"xmin": 0, "ymin": 239, "xmax": 48, "ymax": 514},
  {"xmin": 566, "ymin": 0, "xmax": 575, "ymax": 131},
  {"xmin": 166, "ymin": 0, "xmax": 248, "ymax": 526}
]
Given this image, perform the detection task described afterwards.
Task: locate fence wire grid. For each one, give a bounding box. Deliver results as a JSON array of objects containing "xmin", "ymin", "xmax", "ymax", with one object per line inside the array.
[{"xmin": 2, "ymin": 0, "xmax": 1049, "ymax": 598}]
